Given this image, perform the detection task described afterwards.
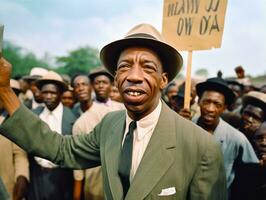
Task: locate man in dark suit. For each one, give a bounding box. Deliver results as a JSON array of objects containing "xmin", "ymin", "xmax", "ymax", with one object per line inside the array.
[
  {"xmin": 26, "ymin": 71, "xmax": 76, "ymax": 200},
  {"xmin": 0, "ymin": 23, "xmax": 226, "ymax": 199}
]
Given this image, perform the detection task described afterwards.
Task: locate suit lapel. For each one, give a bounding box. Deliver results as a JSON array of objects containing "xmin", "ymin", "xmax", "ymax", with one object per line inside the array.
[
  {"xmin": 105, "ymin": 112, "xmax": 126, "ymax": 200},
  {"xmin": 62, "ymin": 107, "xmax": 72, "ymax": 135},
  {"xmin": 126, "ymin": 102, "xmax": 176, "ymax": 199}
]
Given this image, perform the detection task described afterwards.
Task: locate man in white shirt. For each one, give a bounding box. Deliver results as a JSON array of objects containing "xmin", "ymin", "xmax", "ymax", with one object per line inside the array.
[{"xmin": 27, "ymin": 71, "xmax": 77, "ymax": 200}]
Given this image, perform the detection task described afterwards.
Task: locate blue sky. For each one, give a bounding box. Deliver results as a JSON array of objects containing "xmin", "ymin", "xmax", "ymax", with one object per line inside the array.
[{"xmin": 0, "ymin": 0, "xmax": 265, "ymax": 77}]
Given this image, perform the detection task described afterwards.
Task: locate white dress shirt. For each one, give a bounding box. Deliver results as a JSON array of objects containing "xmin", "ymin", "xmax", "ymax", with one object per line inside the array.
[
  {"xmin": 123, "ymin": 100, "xmax": 162, "ymax": 182},
  {"xmin": 35, "ymin": 103, "xmax": 64, "ymax": 168}
]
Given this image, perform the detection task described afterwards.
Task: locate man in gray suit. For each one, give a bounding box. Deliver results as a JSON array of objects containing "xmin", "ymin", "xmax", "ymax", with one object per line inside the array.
[{"xmin": 0, "ymin": 24, "xmax": 226, "ymax": 199}]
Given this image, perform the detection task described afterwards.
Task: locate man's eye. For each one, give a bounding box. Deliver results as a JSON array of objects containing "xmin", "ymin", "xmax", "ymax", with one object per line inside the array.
[
  {"xmin": 143, "ymin": 65, "xmax": 156, "ymax": 72},
  {"xmin": 117, "ymin": 63, "xmax": 130, "ymax": 70}
]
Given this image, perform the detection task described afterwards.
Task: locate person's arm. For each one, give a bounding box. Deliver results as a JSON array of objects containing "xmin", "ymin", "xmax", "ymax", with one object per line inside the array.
[
  {"xmin": 189, "ymin": 137, "xmax": 227, "ymax": 200},
  {"xmin": 0, "ymin": 105, "xmax": 102, "ymax": 169},
  {"xmin": 12, "ymin": 143, "xmax": 29, "ymax": 200},
  {"xmin": 13, "ymin": 176, "xmax": 28, "ymax": 200},
  {"xmin": 0, "ymin": 58, "xmax": 104, "ymax": 170},
  {"xmin": 0, "ymin": 58, "xmax": 21, "ymax": 116}
]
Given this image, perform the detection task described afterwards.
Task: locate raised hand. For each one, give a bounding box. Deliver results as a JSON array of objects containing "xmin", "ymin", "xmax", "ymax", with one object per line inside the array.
[
  {"xmin": 0, "ymin": 57, "xmax": 21, "ymax": 116},
  {"xmin": 0, "ymin": 57, "xmax": 12, "ymax": 88}
]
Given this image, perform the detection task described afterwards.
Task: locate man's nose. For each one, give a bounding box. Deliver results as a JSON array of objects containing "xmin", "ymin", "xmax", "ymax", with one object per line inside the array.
[
  {"xmin": 205, "ymin": 103, "xmax": 216, "ymax": 112},
  {"xmin": 126, "ymin": 65, "xmax": 144, "ymax": 83}
]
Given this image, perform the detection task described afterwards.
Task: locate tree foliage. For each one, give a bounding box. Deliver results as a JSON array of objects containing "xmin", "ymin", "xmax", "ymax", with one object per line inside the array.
[
  {"xmin": 55, "ymin": 46, "xmax": 101, "ymax": 76},
  {"xmin": 3, "ymin": 41, "xmax": 49, "ymax": 78},
  {"xmin": 195, "ymin": 68, "xmax": 209, "ymax": 77}
]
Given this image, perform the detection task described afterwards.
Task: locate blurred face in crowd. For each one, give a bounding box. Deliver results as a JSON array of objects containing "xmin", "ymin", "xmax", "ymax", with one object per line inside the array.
[
  {"xmin": 198, "ymin": 91, "xmax": 226, "ymax": 132},
  {"xmin": 30, "ymin": 82, "xmax": 43, "ymax": 103},
  {"xmin": 41, "ymin": 83, "xmax": 62, "ymax": 111},
  {"xmin": 73, "ymin": 75, "xmax": 92, "ymax": 103},
  {"xmin": 260, "ymin": 85, "xmax": 266, "ymax": 94},
  {"xmin": 166, "ymin": 84, "xmax": 178, "ymax": 101},
  {"xmin": 240, "ymin": 104, "xmax": 264, "ymax": 140},
  {"xmin": 92, "ymin": 75, "xmax": 112, "ymax": 103},
  {"xmin": 228, "ymin": 84, "xmax": 242, "ymax": 98},
  {"xmin": 235, "ymin": 69, "xmax": 244, "ymax": 79},
  {"xmin": 110, "ymin": 85, "xmax": 122, "ymax": 102},
  {"xmin": 253, "ymin": 122, "xmax": 266, "ymax": 160},
  {"xmin": 115, "ymin": 47, "xmax": 167, "ymax": 120},
  {"xmin": 19, "ymin": 79, "xmax": 30, "ymax": 93},
  {"xmin": 61, "ymin": 90, "xmax": 75, "ymax": 108}
]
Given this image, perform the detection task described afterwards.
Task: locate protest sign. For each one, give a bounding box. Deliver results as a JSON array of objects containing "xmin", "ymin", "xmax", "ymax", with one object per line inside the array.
[
  {"xmin": 162, "ymin": 0, "xmax": 228, "ymax": 50},
  {"xmin": 162, "ymin": 0, "xmax": 227, "ymax": 109}
]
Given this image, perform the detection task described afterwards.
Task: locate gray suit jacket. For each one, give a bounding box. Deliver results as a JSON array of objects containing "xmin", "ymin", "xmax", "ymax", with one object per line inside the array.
[{"xmin": 0, "ymin": 101, "xmax": 227, "ymax": 200}]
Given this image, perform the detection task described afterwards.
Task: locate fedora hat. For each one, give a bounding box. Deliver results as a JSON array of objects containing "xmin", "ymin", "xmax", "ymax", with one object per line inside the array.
[
  {"xmin": 89, "ymin": 66, "xmax": 114, "ymax": 82},
  {"xmin": 23, "ymin": 67, "xmax": 48, "ymax": 82},
  {"xmin": 100, "ymin": 23, "xmax": 183, "ymax": 82},
  {"xmin": 36, "ymin": 71, "xmax": 68, "ymax": 92},
  {"xmin": 196, "ymin": 77, "xmax": 236, "ymax": 106},
  {"xmin": 242, "ymin": 91, "xmax": 266, "ymax": 114}
]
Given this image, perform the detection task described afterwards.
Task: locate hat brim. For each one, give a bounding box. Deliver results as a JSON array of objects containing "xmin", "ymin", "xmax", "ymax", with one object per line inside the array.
[
  {"xmin": 100, "ymin": 37, "xmax": 183, "ymax": 82},
  {"xmin": 89, "ymin": 71, "xmax": 114, "ymax": 82},
  {"xmin": 196, "ymin": 82, "xmax": 235, "ymax": 106},
  {"xmin": 22, "ymin": 75, "xmax": 40, "ymax": 82},
  {"xmin": 36, "ymin": 79, "xmax": 68, "ymax": 92},
  {"xmin": 242, "ymin": 95, "xmax": 266, "ymax": 114}
]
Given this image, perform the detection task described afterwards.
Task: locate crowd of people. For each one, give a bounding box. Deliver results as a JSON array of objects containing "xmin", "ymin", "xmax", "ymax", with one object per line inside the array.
[{"xmin": 0, "ymin": 23, "xmax": 265, "ymax": 200}]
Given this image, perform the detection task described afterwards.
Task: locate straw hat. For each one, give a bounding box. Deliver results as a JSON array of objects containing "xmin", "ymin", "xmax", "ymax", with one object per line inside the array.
[
  {"xmin": 196, "ymin": 77, "xmax": 236, "ymax": 106},
  {"xmin": 23, "ymin": 67, "xmax": 48, "ymax": 82},
  {"xmin": 35, "ymin": 71, "xmax": 68, "ymax": 92},
  {"xmin": 100, "ymin": 23, "xmax": 183, "ymax": 82}
]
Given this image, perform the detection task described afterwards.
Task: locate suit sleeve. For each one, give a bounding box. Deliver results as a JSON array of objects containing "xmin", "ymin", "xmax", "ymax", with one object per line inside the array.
[
  {"xmin": 0, "ymin": 105, "xmax": 101, "ymax": 169},
  {"xmin": 189, "ymin": 137, "xmax": 227, "ymax": 200}
]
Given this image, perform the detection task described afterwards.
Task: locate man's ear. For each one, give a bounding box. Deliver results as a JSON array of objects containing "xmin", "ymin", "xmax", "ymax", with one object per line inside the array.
[{"xmin": 160, "ymin": 72, "xmax": 168, "ymax": 90}]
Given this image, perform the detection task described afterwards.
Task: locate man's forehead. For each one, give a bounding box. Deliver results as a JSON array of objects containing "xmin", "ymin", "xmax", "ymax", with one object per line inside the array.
[
  {"xmin": 119, "ymin": 47, "xmax": 161, "ymax": 61},
  {"xmin": 42, "ymin": 83, "xmax": 59, "ymax": 91},
  {"xmin": 74, "ymin": 75, "xmax": 90, "ymax": 83},
  {"xmin": 244, "ymin": 104, "xmax": 264, "ymax": 114},
  {"xmin": 202, "ymin": 90, "xmax": 225, "ymax": 100}
]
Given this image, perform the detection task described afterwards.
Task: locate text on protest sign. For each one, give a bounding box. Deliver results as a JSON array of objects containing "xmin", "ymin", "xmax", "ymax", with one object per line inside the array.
[{"xmin": 162, "ymin": 0, "xmax": 227, "ymax": 50}]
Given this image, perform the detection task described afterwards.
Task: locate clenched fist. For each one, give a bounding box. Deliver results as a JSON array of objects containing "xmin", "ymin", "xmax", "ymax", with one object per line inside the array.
[{"xmin": 0, "ymin": 57, "xmax": 12, "ymax": 88}]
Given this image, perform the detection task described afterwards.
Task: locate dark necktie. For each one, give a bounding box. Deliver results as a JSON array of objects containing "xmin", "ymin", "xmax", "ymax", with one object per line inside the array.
[{"xmin": 118, "ymin": 120, "xmax": 137, "ymax": 198}]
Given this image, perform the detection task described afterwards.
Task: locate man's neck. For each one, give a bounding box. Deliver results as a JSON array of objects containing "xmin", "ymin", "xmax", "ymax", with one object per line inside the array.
[
  {"xmin": 197, "ymin": 117, "xmax": 220, "ymax": 134},
  {"xmin": 96, "ymin": 97, "xmax": 108, "ymax": 103},
  {"xmin": 80, "ymin": 99, "xmax": 92, "ymax": 112}
]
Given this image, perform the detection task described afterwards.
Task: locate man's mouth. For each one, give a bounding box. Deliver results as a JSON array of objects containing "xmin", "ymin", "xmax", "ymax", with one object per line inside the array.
[{"xmin": 126, "ymin": 91, "xmax": 143, "ymax": 97}]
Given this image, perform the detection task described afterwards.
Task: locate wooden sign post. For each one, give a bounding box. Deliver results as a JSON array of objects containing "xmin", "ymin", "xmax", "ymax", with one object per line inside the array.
[
  {"xmin": 0, "ymin": 25, "xmax": 4, "ymax": 58},
  {"xmin": 162, "ymin": 0, "xmax": 227, "ymax": 109}
]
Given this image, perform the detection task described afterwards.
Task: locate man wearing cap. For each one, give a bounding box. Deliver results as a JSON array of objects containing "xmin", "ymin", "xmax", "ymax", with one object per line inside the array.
[
  {"xmin": 26, "ymin": 71, "xmax": 76, "ymax": 200},
  {"xmin": 0, "ymin": 24, "xmax": 226, "ymax": 199},
  {"xmin": 89, "ymin": 67, "xmax": 124, "ymax": 110},
  {"xmin": 0, "ymin": 79, "xmax": 29, "ymax": 200},
  {"xmin": 23, "ymin": 67, "xmax": 48, "ymax": 110},
  {"xmin": 239, "ymin": 91, "xmax": 266, "ymax": 144},
  {"xmin": 192, "ymin": 77, "xmax": 258, "ymax": 191}
]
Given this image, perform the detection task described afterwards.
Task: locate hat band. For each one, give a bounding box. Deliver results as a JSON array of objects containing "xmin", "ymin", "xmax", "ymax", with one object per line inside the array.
[{"xmin": 125, "ymin": 33, "xmax": 158, "ymax": 40}]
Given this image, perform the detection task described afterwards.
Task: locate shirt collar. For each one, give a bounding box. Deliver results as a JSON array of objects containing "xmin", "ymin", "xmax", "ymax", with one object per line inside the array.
[
  {"xmin": 42, "ymin": 103, "xmax": 63, "ymax": 120},
  {"xmin": 126, "ymin": 100, "xmax": 162, "ymax": 140},
  {"xmin": 94, "ymin": 98, "xmax": 112, "ymax": 107}
]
